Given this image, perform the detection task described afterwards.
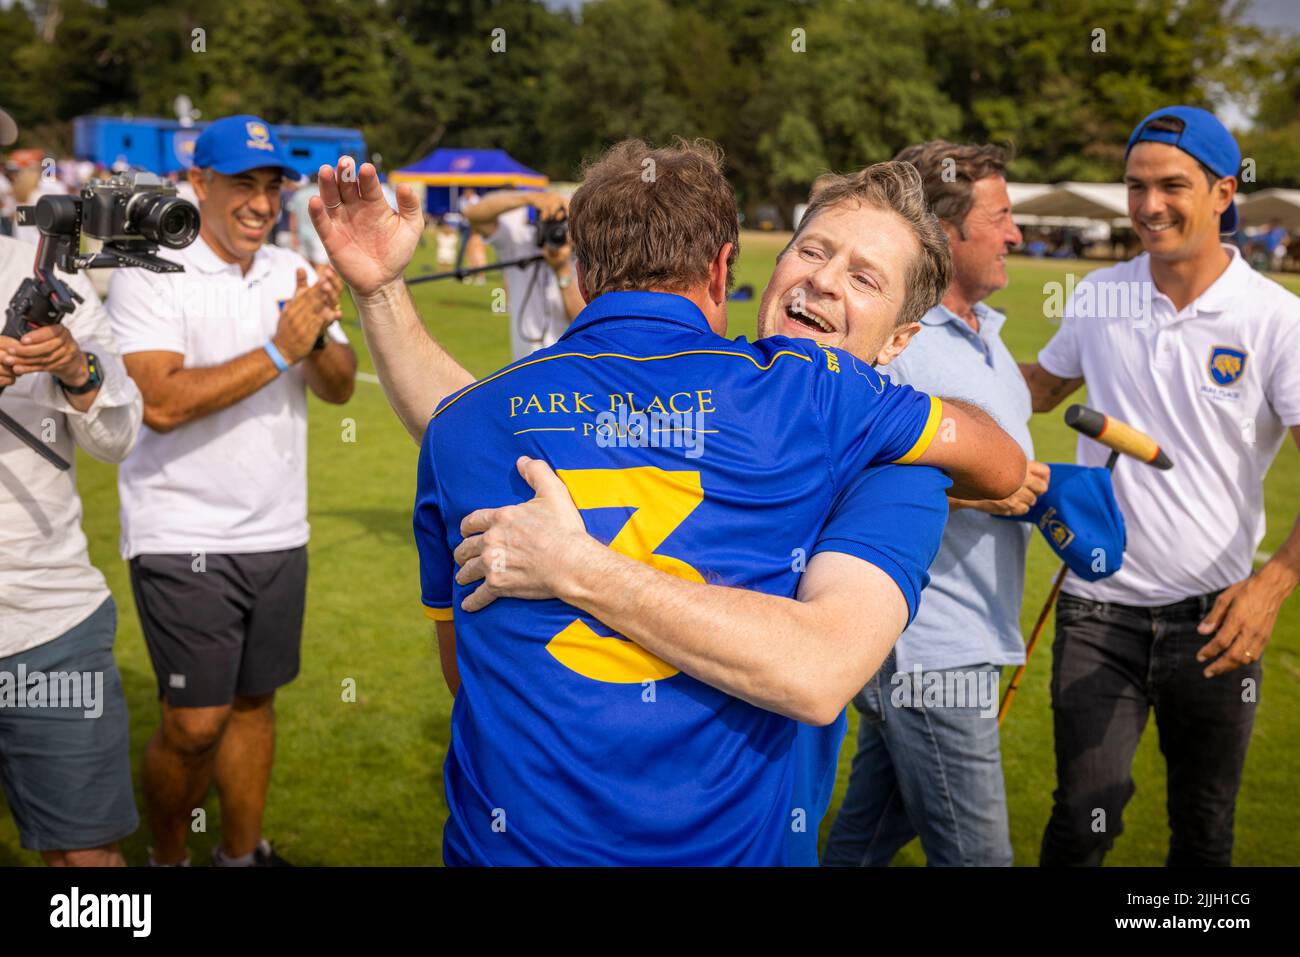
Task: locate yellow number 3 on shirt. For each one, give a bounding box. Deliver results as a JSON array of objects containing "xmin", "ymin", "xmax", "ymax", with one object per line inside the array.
[{"xmin": 546, "ymin": 467, "xmax": 705, "ymax": 683}]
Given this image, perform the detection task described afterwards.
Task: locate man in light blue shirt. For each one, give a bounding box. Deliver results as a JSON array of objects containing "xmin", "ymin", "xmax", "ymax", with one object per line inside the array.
[{"xmin": 824, "ymin": 141, "xmax": 1050, "ymax": 866}]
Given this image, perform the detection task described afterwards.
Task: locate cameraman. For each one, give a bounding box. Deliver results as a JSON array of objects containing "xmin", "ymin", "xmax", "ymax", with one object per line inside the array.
[
  {"xmin": 466, "ymin": 189, "xmax": 584, "ymax": 359},
  {"xmin": 0, "ymin": 234, "xmax": 144, "ymax": 867}
]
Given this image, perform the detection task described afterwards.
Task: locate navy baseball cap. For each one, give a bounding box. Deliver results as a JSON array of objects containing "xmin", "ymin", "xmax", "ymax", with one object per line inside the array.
[
  {"xmin": 1125, "ymin": 105, "xmax": 1240, "ymax": 233},
  {"xmin": 193, "ymin": 115, "xmax": 301, "ymax": 179},
  {"xmin": 999, "ymin": 464, "xmax": 1126, "ymax": 582}
]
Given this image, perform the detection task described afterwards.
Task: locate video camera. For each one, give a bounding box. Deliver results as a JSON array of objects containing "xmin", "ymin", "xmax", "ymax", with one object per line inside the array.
[
  {"xmin": 534, "ymin": 212, "xmax": 568, "ymax": 251},
  {"xmin": 2, "ymin": 171, "xmax": 201, "ymax": 469},
  {"xmin": 12, "ymin": 170, "xmax": 198, "ymax": 286}
]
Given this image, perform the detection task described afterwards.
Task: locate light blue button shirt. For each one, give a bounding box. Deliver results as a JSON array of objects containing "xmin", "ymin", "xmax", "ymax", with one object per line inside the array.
[{"xmin": 878, "ymin": 301, "xmax": 1034, "ymax": 671}]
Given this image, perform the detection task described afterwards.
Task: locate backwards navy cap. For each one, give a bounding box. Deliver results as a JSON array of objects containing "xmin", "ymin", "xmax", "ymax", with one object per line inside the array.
[
  {"xmin": 193, "ymin": 115, "xmax": 301, "ymax": 179},
  {"xmin": 1000, "ymin": 464, "xmax": 1126, "ymax": 582},
  {"xmin": 1125, "ymin": 105, "xmax": 1240, "ymax": 234}
]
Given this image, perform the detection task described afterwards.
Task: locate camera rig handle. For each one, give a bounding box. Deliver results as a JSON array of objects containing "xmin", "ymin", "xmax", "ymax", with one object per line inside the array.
[
  {"xmin": 5, "ymin": 207, "xmax": 85, "ymax": 339},
  {"xmin": 4, "ymin": 269, "xmax": 83, "ymax": 341},
  {"xmin": 0, "ymin": 224, "xmax": 89, "ymax": 471},
  {"xmin": 0, "ymin": 262, "xmax": 79, "ymax": 470}
]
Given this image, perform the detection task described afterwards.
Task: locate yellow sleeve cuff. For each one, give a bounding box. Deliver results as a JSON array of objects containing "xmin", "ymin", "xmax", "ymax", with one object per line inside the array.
[
  {"xmin": 423, "ymin": 605, "xmax": 454, "ymax": 622},
  {"xmin": 892, "ymin": 395, "xmax": 943, "ymax": 465}
]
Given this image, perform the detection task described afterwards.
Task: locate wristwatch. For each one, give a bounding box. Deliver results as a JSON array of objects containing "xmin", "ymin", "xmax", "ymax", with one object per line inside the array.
[
  {"xmin": 556, "ymin": 272, "xmax": 575, "ymax": 290},
  {"xmin": 58, "ymin": 351, "xmax": 103, "ymax": 395}
]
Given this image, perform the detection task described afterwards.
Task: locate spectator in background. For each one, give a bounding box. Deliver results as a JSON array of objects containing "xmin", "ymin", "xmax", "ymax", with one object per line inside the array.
[
  {"xmin": 824, "ymin": 141, "xmax": 1048, "ymax": 867},
  {"xmin": 287, "ymin": 172, "xmax": 326, "ymax": 267},
  {"xmin": 435, "ymin": 218, "xmax": 459, "ymax": 270},
  {"xmin": 459, "ymin": 187, "xmax": 487, "ymax": 285},
  {"xmin": 1263, "ymin": 222, "xmax": 1289, "ymax": 273},
  {"xmin": 275, "ymin": 178, "xmax": 298, "ymax": 248},
  {"xmin": 465, "ymin": 188, "xmax": 585, "ymax": 359}
]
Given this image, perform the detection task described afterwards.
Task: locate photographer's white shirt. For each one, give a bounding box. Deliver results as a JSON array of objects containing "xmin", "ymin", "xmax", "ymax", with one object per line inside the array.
[
  {"xmin": 108, "ymin": 236, "xmax": 347, "ymax": 560},
  {"xmin": 488, "ymin": 212, "xmax": 570, "ymax": 360},
  {"xmin": 0, "ymin": 237, "xmax": 143, "ymax": 657},
  {"xmin": 1038, "ymin": 246, "xmax": 1300, "ymax": 605}
]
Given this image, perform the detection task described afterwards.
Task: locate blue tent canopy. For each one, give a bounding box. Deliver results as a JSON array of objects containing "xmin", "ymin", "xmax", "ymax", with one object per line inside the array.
[{"xmin": 391, "ymin": 148, "xmax": 549, "ymax": 215}]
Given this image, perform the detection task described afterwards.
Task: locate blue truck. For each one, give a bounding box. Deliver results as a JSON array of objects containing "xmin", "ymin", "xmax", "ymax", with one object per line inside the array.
[{"xmin": 73, "ymin": 116, "xmax": 366, "ymax": 178}]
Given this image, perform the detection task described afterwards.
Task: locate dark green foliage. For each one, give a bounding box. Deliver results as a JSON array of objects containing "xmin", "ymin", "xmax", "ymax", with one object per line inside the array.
[{"xmin": 3, "ymin": 0, "xmax": 1296, "ymax": 203}]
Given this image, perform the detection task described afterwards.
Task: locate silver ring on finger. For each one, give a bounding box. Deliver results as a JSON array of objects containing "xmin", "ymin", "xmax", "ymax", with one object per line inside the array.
[{"xmin": 325, "ymin": 201, "xmax": 343, "ymax": 209}]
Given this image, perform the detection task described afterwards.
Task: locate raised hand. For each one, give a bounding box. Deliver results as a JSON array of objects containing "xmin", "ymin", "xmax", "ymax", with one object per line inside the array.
[{"xmin": 308, "ymin": 157, "xmax": 424, "ymax": 298}]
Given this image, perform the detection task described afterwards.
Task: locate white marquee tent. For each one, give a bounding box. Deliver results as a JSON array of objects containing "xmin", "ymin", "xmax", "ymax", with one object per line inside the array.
[
  {"xmin": 1010, "ymin": 181, "xmax": 1131, "ymax": 227},
  {"xmin": 1237, "ymin": 189, "xmax": 1300, "ymax": 231}
]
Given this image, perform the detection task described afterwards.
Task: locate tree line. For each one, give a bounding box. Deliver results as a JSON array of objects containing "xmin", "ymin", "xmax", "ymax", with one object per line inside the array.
[{"xmin": 3, "ymin": 0, "xmax": 1297, "ymax": 210}]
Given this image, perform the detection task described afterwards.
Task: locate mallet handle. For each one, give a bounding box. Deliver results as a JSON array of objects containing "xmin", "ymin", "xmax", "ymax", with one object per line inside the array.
[
  {"xmin": 998, "ymin": 563, "xmax": 1068, "ymax": 726},
  {"xmin": 1065, "ymin": 404, "xmax": 1172, "ymax": 470}
]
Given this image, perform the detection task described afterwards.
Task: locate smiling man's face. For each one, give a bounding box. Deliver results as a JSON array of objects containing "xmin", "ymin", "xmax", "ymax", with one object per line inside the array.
[
  {"xmin": 1124, "ymin": 142, "xmax": 1233, "ymax": 264},
  {"xmin": 757, "ymin": 200, "xmax": 922, "ymax": 364},
  {"xmin": 947, "ymin": 175, "xmax": 1021, "ymax": 303},
  {"xmin": 190, "ymin": 165, "xmax": 284, "ymax": 264}
]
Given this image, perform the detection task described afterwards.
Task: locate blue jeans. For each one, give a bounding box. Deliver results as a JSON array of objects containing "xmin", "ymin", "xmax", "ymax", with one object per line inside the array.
[
  {"xmin": 1040, "ymin": 590, "xmax": 1257, "ymax": 867},
  {"xmin": 823, "ymin": 653, "xmax": 1012, "ymax": 866}
]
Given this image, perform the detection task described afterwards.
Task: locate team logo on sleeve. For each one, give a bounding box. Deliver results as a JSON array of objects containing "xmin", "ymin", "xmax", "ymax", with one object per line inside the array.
[{"xmin": 1207, "ymin": 346, "xmax": 1247, "ymax": 386}]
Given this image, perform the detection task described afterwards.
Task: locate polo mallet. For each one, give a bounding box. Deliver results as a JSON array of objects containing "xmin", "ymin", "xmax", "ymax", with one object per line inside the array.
[{"xmin": 997, "ymin": 404, "xmax": 1173, "ymax": 725}]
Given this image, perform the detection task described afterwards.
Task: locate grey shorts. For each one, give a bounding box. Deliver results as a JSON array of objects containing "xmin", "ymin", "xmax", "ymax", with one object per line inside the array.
[
  {"xmin": 129, "ymin": 547, "xmax": 308, "ymax": 708},
  {"xmin": 0, "ymin": 597, "xmax": 139, "ymax": 852}
]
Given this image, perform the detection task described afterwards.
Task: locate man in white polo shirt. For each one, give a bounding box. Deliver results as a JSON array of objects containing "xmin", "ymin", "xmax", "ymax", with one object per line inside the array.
[
  {"xmin": 1022, "ymin": 106, "xmax": 1300, "ymax": 866},
  {"xmin": 108, "ymin": 115, "xmax": 357, "ymax": 867}
]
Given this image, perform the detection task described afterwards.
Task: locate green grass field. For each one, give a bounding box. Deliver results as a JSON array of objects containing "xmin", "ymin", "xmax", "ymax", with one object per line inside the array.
[{"xmin": 2, "ymin": 235, "xmax": 1296, "ymax": 866}]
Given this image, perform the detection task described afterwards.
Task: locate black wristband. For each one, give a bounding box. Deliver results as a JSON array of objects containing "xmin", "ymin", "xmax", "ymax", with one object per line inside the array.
[{"xmin": 59, "ymin": 351, "xmax": 103, "ymax": 395}]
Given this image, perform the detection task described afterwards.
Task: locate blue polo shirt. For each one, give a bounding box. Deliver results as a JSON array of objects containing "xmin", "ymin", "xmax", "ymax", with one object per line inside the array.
[
  {"xmin": 879, "ymin": 302, "xmax": 1035, "ymax": 672},
  {"xmin": 414, "ymin": 291, "xmax": 950, "ymax": 865}
]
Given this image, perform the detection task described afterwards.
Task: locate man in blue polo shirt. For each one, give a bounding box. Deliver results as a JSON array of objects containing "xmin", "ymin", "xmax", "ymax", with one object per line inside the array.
[
  {"xmin": 313, "ymin": 141, "xmax": 1026, "ymax": 864},
  {"xmin": 421, "ymin": 291, "xmax": 946, "ymax": 865}
]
